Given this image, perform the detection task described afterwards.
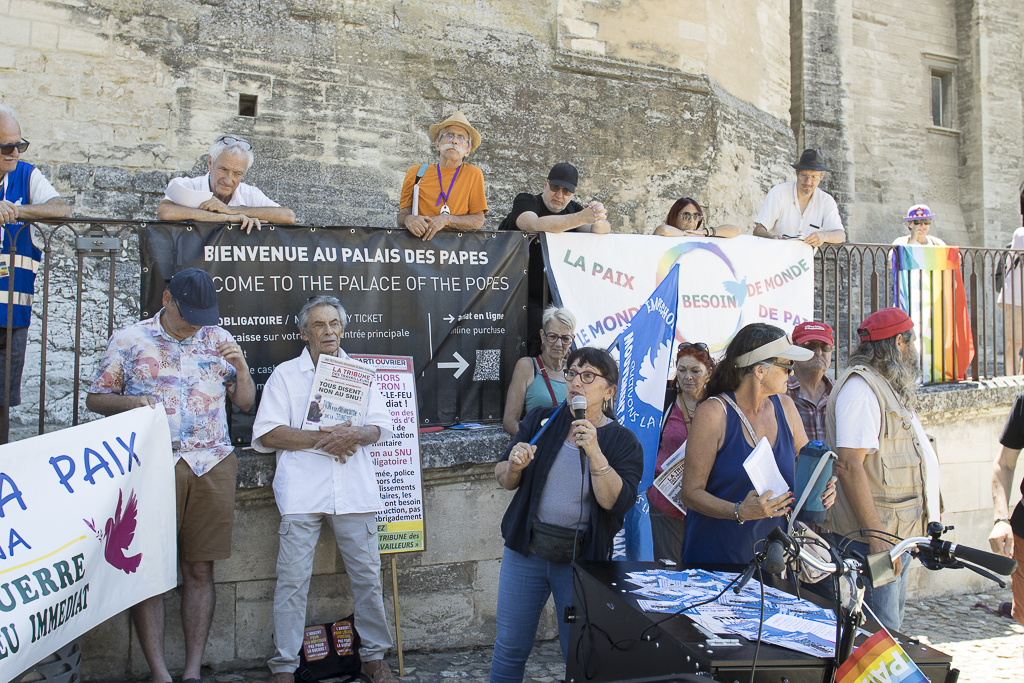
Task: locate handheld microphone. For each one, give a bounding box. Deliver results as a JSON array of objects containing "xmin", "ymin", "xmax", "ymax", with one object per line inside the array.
[
  {"xmin": 572, "ymin": 395, "xmax": 587, "ymax": 421},
  {"xmin": 764, "ymin": 527, "xmax": 790, "ymax": 575}
]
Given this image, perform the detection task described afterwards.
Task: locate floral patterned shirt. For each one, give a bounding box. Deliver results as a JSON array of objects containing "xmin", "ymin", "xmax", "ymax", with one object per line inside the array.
[{"xmin": 89, "ymin": 310, "xmax": 238, "ymax": 475}]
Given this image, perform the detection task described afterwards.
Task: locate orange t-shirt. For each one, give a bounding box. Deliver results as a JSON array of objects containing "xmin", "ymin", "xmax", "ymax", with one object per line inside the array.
[{"xmin": 399, "ymin": 163, "xmax": 488, "ymax": 217}]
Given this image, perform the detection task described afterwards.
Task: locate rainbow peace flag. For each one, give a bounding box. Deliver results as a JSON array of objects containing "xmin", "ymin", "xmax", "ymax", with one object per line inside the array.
[
  {"xmin": 835, "ymin": 629, "xmax": 928, "ymax": 683},
  {"xmin": 892, "ymin": 245, "xmax": 974, "ymax": 381}
]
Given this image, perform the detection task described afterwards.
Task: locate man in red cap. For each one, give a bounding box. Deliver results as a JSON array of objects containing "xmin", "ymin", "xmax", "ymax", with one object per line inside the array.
[
  {"xmin": 824, "ymin": 307, "xmax": 940, "ymax": 631},
  {"xmin": 787, "ymin": 321, "xmax": 835, "ymax": 442}
]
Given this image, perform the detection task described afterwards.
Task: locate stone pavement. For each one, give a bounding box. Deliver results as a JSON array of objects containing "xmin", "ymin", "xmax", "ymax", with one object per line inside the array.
[{"xmin": 185, "ymin": 588, "xmax": 1020, "ymax": 683}]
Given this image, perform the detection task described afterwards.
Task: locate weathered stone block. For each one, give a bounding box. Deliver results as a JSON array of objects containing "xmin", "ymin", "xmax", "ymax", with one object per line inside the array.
[
  {"xmin": 30, "ymin": 21, "xmax": 60, "ymax": 50},
  {"xmin": 132, "ymin": 170, "xmax": 169, "ymax": 194},
  {"xmin": 9, "ymin": 0, "xmax": 68, "ymax": 23},
  {"xmin": 419, "ymin": 478, "xmax": 510, "ymax": 566},
  {"xmin": 92, "ymin": 166, "xmax": 133, "ymax": 191},
  {"xmin": 80, "ymin": 610, "xmax": 131, "ymax": 680},
  {"xmin": 234, "ymin": 578, "xmax": 276, "ymax": 662},
  {"xmin": 0, "ymin": 16, "xmax": 32, "ymax": 46},
  {"xmin": 225, "ymin": 71, "xmax": 273, "ymax": 98},
  {"xmin": 56, "ymin": 25, "xmax": 107, "ymax": 56}
]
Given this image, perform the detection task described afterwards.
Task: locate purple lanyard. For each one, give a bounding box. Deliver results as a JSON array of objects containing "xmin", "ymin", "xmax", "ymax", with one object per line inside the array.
[{"xmin": 435, "ymin": 164, "xmax": 462, "ymax": 208}]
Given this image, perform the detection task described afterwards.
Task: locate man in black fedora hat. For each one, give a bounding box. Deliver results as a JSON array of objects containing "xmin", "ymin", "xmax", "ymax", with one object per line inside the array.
[{"xmin": 753, "ymin": 149, "xmax": 845, "ymax": 247}]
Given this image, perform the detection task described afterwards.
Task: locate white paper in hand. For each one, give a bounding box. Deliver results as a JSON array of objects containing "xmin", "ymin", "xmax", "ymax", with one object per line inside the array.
[
  {"xmin": 742, "ymin": 436, "xmax": 790, "ymax": 497},
  {"xmin": 165, "ymin": 178, "xmax": 214, "ymax": 208}
]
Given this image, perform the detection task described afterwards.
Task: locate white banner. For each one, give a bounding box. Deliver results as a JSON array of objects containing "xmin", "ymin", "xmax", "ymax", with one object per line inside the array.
[
  {"xmin": 353, "ymin": 355, "xmax": 425, "ymax": 554},
  {"xmin": 0, "ymin": 407, "xmax": 177, "ymax": 682},
  {"xmin": 543, "ymin": 234, "xmax": 816, "ymax": 353}
]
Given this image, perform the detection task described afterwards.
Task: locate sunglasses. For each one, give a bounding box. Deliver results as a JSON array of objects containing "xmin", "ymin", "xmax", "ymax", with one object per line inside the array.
[
  {"xmin": 910, "ymin": 220, "xmax": 932, "ymax": 226},
  {"xmin": 215, "ymin": 135, "xmax": 252, "ymax": 151},
  {"xmin": 0, "ymin": 139, "xmax": 29, "ymax": 155},
  {"xmin": 678, "ymin": 212, "xmax": 702, "ymax": 221},
  {"xmin": 769, "ymin": 360, "xmax": 795, "ymax": 375},
  {"xmin": 679, "ymin": 342, "xmax": 708, "ymax": 351}
]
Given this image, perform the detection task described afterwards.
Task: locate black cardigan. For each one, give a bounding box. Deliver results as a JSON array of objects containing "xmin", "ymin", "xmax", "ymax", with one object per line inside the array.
[{"xmin": 498, "ymin": 403, "xmax": 644, "ymax": 561}]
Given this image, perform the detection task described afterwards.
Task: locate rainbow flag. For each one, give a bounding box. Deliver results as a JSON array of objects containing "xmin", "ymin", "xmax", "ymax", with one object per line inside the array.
[
  {"xmin": 892, "ymin": 245, "xmax": 974, "ymax": 381},
  {"xmin": 835, "ymin": 629, "xmax": 928, "ymax": 683}
]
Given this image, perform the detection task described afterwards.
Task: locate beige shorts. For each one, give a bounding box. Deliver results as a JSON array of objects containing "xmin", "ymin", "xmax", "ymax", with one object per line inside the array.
[{"xmin": 175, "ymin": 454, "xmax": 237, "ymax": 563}]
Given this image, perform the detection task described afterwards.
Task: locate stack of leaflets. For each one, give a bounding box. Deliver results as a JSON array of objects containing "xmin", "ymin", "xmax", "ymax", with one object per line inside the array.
[{"xmin": 625, "ymin": 568, "xmax": 840, "ymax": 658}]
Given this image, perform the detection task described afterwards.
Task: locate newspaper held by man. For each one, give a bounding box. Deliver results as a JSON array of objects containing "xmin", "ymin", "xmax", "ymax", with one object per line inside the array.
[
  {"xmin": 303, "ymin": 354, "xmax": 376, "ymax": 457},
  {"xmin": 652, "ymin": 440, "xmax": 687, "ymax": 515}
]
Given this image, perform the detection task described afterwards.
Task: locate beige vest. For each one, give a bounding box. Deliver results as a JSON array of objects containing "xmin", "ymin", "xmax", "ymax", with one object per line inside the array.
[{"xmin": 824, "ymin": 365, "xmax": 929, "ymax": 540}]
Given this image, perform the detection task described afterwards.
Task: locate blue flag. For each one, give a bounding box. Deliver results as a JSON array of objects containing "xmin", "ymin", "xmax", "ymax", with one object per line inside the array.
[{"xmin": 614, "ymin": 264, "xmax": 680, "ymax": 561}]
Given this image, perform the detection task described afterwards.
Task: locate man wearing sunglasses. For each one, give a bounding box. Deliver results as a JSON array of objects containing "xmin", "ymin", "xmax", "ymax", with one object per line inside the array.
[
  {"xmin": 158, "ymin": 135, "xmax": 296, "ymax": 234},
  {"xmin": 498, "ymin": 163, "xmax": 610, "ymax": 355},
  {"xmin": 0, "ymin": 104, "xmax": 72, "ymax": 406}
]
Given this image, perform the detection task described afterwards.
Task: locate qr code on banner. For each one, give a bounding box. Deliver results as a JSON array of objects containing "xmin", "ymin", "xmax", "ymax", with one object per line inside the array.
[{"xmin": 473, "ymin": 349, "xmax": 501, "ymax": 381}]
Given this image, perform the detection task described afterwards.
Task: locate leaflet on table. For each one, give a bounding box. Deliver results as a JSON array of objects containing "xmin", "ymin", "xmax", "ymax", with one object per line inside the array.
[
  {"xmin": 623, "ymin": 568, "xmax": 838, "ymax": 658},
  {"xmin": 302, "ymin": 354, "xmax": 376, "ymax": 456},
  {"xmin": 652, "ymin": 440, "xmax": 687, "ymax": 514}
]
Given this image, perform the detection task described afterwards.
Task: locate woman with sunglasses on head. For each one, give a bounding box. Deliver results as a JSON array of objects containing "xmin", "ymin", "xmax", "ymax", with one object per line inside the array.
[
  {"xmin": 503, "ymin": 306, "xmax": 576, "ymax": 436},
  {"xmin": 653, "ymin": 197, "xmax": 739, "ymax": 237},
  {"xmin": 646, "ymin": 342, "xmax": 715, "ymax": 562},
  {"xmin": 679, "ymin": 324, "xmax": 837, "ymax": 564},
  {"xmin": 491, "ymin": 348, "xmax": 643, "ymax": 683}
]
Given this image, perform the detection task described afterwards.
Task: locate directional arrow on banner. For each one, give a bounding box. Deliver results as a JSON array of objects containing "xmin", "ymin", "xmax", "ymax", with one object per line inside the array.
[
  {"xmin": 444, "ymin": 314, "xmax": 455, "ymax": 323},
  {"xmin": 438, "ymin": 352, "xmax": 469, "ymax": 378}
]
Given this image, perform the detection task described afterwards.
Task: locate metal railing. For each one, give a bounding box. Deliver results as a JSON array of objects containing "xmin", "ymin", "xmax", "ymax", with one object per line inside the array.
[
  {"xmin": 2, "ymin": 227, "xmax": 1022, "ymax": 444},
  {"xmin": 815, "ymin": 243, "xmax": 1024, "ymax": 383}
]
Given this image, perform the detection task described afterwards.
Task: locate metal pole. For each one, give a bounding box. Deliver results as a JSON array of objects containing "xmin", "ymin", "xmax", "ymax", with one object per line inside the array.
[{"xmin": 390, "ymin": 553, "xmax": 404, "ymax": 676}]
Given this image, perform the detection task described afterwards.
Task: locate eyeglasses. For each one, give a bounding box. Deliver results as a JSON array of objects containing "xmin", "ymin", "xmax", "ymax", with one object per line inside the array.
[
  {"xmin": 215, "ymin": 135, "xmax": 252, "ymax": 151},
  {"xmin": 910, "ymin": 220, "xmax": 932, "ymax": 226},
  {"xmin": 800, "ymin": 341, "xmax": 833, "ymax": 354},
  {"xmin": 0, "ymin": 139, "xmax": 29, "ymax": 155},
  {"xmin": 768, "ymin": 361, "xmax": 795, "ymax": 375},
  {"xmin": 679, "ymin": 212, "xmax": 701, "ymax": 222},
  {"xmin": 548, "ymin": 185, "xmax": 574, "ymax": 197},
  {"xmin": 797, "ymin": 172, "xmax": 824, "ymax": 182},
  {"xmin": 679, "ymin": 342, "xmax": 708, "ymax": 351},
  {"xmin": 440, "ymin": 132, "xmax": 469, "ymax": 145},
  {"xmin": 566, "ymin": 369, "xmax": 606, "ymax": 384},
  {"xmin": 544, "ymin": 331, "xmax": 574, "ymax": 345}
]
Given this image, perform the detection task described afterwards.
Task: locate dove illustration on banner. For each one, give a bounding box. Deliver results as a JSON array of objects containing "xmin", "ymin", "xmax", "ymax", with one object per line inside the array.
[{"xmin": 83, "ymin": 488, "xmax": 142, "ymax": 574}]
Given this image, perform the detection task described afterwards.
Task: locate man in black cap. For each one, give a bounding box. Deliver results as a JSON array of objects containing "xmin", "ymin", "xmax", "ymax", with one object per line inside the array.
[
  {"xmin": 753, "ymin": 149, "xmax": 845, "ymax": 247},
  {"xmin": 86, "ymin": 268, "xmax": 255, "ymax": 683},
  {"xmin": 499, "ymin": 163, "xmax": 610, "ymax": 354}
]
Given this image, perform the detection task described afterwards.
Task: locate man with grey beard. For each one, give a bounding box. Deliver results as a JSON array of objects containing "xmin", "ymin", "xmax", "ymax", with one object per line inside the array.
[{"xmin": 823, "ymin": 308, "xmax": 940, "ymax": 631}]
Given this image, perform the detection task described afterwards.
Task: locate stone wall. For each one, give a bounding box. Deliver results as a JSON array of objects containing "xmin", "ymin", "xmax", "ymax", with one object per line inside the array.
[{"xmin": 1, "ymin": 0, "xmax": 797, "ymax": 235}]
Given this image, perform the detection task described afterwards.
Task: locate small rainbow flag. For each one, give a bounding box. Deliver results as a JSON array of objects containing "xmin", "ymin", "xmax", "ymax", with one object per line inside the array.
[
  {"xmin": 892, "ymin": 245, "xmax": 974, "ymax": 381},
  {"xmin": 835, "ymin": 629, "xmax": 928, "ymax": 683}
]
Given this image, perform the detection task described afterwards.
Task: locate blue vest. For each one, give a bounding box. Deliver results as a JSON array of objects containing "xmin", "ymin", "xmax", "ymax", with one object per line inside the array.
[{"xmin": 1, "ymin": 162, "xmax": 42, "ymax": 328}]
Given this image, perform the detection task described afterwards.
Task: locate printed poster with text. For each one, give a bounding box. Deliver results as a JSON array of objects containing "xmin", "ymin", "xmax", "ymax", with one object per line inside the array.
[
  {"xmin": 0, "ymin": 408, "xmax": 177, "ymax": 683},
  {"xmin": 353, "ymin": 355, "xmax": 425, "ymax": 554},
  {"xmin": 543, "ymin": 233, "xmax": 815, "ymax": 355}
]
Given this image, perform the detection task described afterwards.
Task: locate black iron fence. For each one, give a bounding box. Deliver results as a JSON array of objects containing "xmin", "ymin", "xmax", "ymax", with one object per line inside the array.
[{"xmin": 2, "ymin": 225, "xmax": 1022, "ymax": 444}]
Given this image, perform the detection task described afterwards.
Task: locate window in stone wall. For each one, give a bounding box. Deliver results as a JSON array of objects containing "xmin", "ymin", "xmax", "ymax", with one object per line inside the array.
[
  {"xmin": 931, "ymin": 69, "xmax": 952, "ymax": 128},
  {"xmin": 239, "ymin": 94, "xmax": 258, "ymax": 117}
]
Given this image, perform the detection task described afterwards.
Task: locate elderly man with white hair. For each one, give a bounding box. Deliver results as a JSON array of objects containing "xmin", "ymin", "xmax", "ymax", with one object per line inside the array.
[
  {"xmin": 158, "ymin": 134, "xmax": 296, "ymax": 233},
  {"xmin": 0, "ymin": 103, "xmax": 72, "ymax": 407},
  {"xmin": 397, "ymin": 111, "xmax": 487, "ymax": 241}
]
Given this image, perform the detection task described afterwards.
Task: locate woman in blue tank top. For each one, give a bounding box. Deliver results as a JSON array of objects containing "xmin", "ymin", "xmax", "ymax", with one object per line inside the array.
[{"xmin": 680, "ymin": 323, "xmax": 837, "ymax": 565}]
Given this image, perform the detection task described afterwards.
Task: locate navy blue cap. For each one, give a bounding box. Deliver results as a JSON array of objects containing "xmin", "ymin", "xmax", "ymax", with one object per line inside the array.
[
  {"xmin": 168, "ymin": 268, "xmax": 219, "ymax": 327},
  {"xmin": 547, "ymin": 163, "xmax": 579, "ymax": 193}
]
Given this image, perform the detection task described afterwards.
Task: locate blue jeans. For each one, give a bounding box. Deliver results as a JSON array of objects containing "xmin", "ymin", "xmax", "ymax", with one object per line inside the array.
[
  {"xmin": 489, "ymin": 546, "xmax": 574, "ymax": 683},
  {"xmin": 827, "ymin": 537, "xmax": 912, "ymax": 632}
]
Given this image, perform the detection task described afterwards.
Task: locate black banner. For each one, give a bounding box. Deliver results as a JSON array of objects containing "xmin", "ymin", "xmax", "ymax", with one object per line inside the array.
[{"xmin": 140, "ymin": 225, "xmax": 529, "ymax": 439}]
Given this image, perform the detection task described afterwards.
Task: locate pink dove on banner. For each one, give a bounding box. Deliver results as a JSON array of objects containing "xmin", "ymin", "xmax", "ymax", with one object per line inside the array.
[{"xmin": 83, "ymin": 488, "xmax": 142, "ymax": 574}]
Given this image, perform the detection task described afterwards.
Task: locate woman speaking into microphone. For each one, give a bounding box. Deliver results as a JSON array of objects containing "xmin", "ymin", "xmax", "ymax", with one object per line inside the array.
[{"xmin": 489, "ymin": 348, "xmax": 643, "ymax": 683}]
